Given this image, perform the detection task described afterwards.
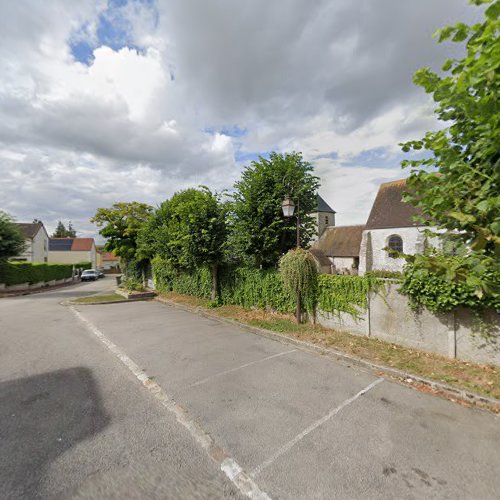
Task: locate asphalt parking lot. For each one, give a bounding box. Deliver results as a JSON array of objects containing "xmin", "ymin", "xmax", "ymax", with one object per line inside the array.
[{"xmin": 71, "ymin": 298, "xmax": 500, "ymax": 499}]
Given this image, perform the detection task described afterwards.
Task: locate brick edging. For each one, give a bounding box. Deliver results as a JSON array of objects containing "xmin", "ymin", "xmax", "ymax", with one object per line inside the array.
[{"xmin": 154, "ymin": 296, "xmax": 500, "ymax": 410}]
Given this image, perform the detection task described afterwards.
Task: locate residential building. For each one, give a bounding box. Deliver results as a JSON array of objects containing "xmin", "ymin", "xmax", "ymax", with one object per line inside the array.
[
  {"xmin": 98, "ymin": 251, "xmax": 121, "ymax": 271},
  {"xmin": 311, "ymin": 225, "xmax": 365, "ymax": 274},
  {"xmin": 48, "ymin": 238, "xmax": 97, "ymax": 268},
  {"xmin": 12, "ymin": 222, "xmax": 49, "ymax": 262},
  {"xmin": 358, "ymin": 179, "xmax": 427, "ymax": 274}
]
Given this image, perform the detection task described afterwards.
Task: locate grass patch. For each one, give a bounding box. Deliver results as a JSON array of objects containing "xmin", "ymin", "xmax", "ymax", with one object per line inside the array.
[
  {"xmin": 72, "ymin": 294, "xmax": 124, "ymax": 304},
  {"xmin": 158, "ymin": 291, "xmax": 500, "ymax": 401}
]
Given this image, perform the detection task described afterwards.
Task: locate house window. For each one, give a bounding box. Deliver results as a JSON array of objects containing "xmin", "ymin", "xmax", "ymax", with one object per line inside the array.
[
  {"xmin": 387, "ymin": 234, "xmax": 403, "ymax": 257},
  {"xmin": 325, "ymin": 216, "xmax": 329, "ymax": 226}
]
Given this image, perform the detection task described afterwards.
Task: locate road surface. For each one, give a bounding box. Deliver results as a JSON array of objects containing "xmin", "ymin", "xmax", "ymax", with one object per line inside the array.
[{"xmin": 0, "ymin": 279, "xmax": 499, "ymax": 499}]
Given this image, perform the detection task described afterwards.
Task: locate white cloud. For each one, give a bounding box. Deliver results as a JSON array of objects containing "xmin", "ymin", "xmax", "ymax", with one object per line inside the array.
[{"xmin": 0, "ymin": 0, "xmax": 482, "ymax": 238}]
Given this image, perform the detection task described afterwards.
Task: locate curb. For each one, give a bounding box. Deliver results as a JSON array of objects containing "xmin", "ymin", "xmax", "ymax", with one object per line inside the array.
[
  {"xmin": 66, "ymin": 297, "xmax": 154, "ymax": 306},
  {"xmin": 0, "ymin": 280, "xmax": 81, "ymax": 298},
  {"xmin": 154, "ymin": 296, "xmax": 500, "ymax": 410}
]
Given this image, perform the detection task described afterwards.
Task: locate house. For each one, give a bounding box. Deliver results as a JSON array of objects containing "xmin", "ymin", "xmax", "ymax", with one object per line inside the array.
[
  {"xmin": 12, "ymin": 222, "xmax": 49, "ymax": 262},
  {"xmin": 311, "ymin": 225, "xmax": 365, "ymax": 274},
  {"xmin": 311, "ymin": 195, "xmax": 336, "ymax": 241},
  {"xmin": 358, "ymin": 179, "xmax": 427, "ymax": 275},
  {"xmin": 48, "ymin": 238, "xmax": 97, "ymax": 268},
  {"xmin": 98, "ymin": 251, "xmax": 121, "ymax": 272}
]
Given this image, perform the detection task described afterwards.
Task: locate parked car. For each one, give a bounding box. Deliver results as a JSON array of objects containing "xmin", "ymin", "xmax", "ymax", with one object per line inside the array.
[{"xmin": 81, "ymin": 270, "xmax": 99, "ymax": 282}]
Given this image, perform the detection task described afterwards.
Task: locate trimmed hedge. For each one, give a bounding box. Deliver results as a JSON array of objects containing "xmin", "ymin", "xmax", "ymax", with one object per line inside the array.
[
  {"xmin": 152, "ymin": 257, "xmax": 295, "ymax": 313},
  {"xmin": 0, "ymin": 261, "xmax": 91, "ymax": 286},
  {"xmin": 152, "ymin": 257, "xmax": 383, "ymax": 317}
]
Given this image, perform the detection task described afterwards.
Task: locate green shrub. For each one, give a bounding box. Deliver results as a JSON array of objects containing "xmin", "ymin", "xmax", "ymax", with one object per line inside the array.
[
  {"xmin": 365, "ymin": 270, "xmax": 402, "ymax": 280},
  {"xmin": 0, "ymin": 262, "xmax": 78, "ymax": 285},
  {"xmin": 152, "ymin": 257, "xmax": 388, "ymax": 319},
  {"xmin": 317, "ymin": 274, "xmax": 382, "ymax": 319},
  {"xmin": 122, "ymin": 277, "xmax": 145, "ymax": 292},
  {"xmin": 400, "ymin": 255, "xmax": 500, "ymax": 313},
  {"xmin": 152, "ymin": 257, "xmax": 295, "ymax": 313}
]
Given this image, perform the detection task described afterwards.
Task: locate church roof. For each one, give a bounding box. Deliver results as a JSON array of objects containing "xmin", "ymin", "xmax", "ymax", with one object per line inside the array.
[
  {"xmin": 316, "ymin": 195, "xmax": 336, "ymax": 214},
  {"xmin": 365, "ymin": 179, "xmax": 421, "ymax": 230},
  {"xmin": 312, "ymin": 225, "xmax": 365, "ymax": 257}
]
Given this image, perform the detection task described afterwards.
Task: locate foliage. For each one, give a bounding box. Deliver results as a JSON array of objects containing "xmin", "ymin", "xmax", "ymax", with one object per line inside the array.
[
  {"xmin": 138, "ymin": 188, "xmax": 227, "ymax": 269},
  {"xmin": 400, "ymin": 0, "xmax": 500, "ymax": 300},
  {"xmin": 137, "ymin": 187, "xmax": 227, "ymax": 299},
  {"xmin": 317, "ymin": 274, "xmax": 382, "ymax": 319},
  {"xmin": 0, "ymin": 262, "xmax": 80, "ymax": 285},
  {"xmin": 401, "ymin": 252, "xmax": 500, "ymax": 313},
  {"xmin": 152, "ymin": 258, "xmax": 295, "ymax": 313},
  {"xmin": 122, "ymin": 277, "xmax": 145, "ymax": 292},
  {"xmin": 153, "ymin": 258, "xmax": 387, "ymax": 319},
  {"xmin": 91, "ymin": 202, "xmax": 152, "ymax": 263},
  {"xmin": 52, "ymin": 220, "xmax": 76, "ymax": 238},
  {"xmin": 365, "ymin": 270, "xmax": 403, "ymax": 280},
  {"xmin": 279, "ymin": 249, "xmax": 318, "ymax": 314},
  {"xmin": 229, "ymin": 152, "xmax": 320, "ymax": 268},
  {"xmin": 0, "ymin": 211, "xmax": 25, "ymax": 262}
]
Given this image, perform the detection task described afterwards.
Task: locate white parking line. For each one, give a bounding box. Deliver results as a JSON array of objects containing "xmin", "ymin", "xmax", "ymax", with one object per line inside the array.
[
  {"xmin": 250, "ymin": 378, "xmax": 384, "ymax": 478},
  {"xmin": 71, "ymin": 306, "xmax": 271, "ymax": 500},
  {"xmin": 187, "ymin": 349, "xmax": 297, "ymax": 389}
]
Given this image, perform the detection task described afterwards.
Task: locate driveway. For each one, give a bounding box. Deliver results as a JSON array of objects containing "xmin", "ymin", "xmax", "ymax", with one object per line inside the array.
[{"xmin": 1, "ymin": 280, "xmax": 499, "ymax": 499}]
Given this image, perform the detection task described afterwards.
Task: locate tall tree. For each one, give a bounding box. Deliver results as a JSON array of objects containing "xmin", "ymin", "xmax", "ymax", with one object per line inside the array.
[
  {"xmin": 401, "ymin": 0, "xmax": 499, "ymax": 254},
  {"xmin": 400, "ymin": 0, "xmax": 499, "ymax": 298},
  {"xmin": 52, "ymin": 221, "xmax": 68, "ymax": 238},
  {"xmin": 67, "ymin": 221, "xmax": 77, "ymax": 238},
  {"xmin": 91, "ymin": 202, "xmax": 153, "ymax": 264},
  {"xmin": 138, "ymin": 188, "xmax": 227, "ymax": 299},
  {"xmin": 229, "ymin": 152, "xmax": 319, "ymax": 268},
  {"xmin": 0, "ymin": 211, "xmax": 25, "ymax": 262}
]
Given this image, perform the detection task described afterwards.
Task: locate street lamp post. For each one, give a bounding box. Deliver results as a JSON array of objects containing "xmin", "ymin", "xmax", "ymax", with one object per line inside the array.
[
  {"xmin": 281, "ymin": 195, "xmax": 300, "ymax": 248},
  {"xmin": 282, "ymin": 193, "xmax": 302, "ymax": 323}
]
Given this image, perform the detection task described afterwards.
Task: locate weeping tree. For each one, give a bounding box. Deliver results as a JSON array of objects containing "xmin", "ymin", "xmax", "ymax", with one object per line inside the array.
[{"xmin": 279, "ymin": 248, "xmax": 318, "ymax": 323}]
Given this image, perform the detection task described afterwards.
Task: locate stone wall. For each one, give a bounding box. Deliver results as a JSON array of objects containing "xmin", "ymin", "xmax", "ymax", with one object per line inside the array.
[{"xmin": 316, "ymin": 282, "xmax": 500, "ymax": 366}]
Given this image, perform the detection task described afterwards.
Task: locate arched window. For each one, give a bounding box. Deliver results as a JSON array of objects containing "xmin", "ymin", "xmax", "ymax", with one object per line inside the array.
[{"xmin": 387, "ymin": 234, "xmax": 403, "ymax": 257}]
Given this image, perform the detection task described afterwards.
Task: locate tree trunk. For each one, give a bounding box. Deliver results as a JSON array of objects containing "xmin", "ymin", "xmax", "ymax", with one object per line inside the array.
[
  {"xmin": 296, "ymin": 291, "xmax": 301, "ymax": 324},
  {"xmin": 211, "ymin": 263, "xmax": 218, "ymax": 301}
]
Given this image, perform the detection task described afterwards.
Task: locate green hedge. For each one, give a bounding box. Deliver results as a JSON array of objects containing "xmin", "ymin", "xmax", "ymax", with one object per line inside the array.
[
  {"xmin": 151, "ymin": 258, "xmax": 382, "ymax": 317},
  {"xmin": 152, "ymin": 257, "xmax": 295, "ymax": 313},
  {"xmin": 0, "ymin": 261, "xmax": 91, "ymax": 286}
]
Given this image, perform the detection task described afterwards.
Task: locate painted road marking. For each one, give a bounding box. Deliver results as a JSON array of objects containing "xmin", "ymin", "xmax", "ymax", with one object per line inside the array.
[
  {"xmin": 250, "ymin": 378, "xmax": 384, "ymax": 478},
  {"xmin": 71, "ymin": 306, "xmax": 271, "ymax": 500},
  {"xmin": 186, "ymin": 349, "xmax": 297, "ymax": 389}
]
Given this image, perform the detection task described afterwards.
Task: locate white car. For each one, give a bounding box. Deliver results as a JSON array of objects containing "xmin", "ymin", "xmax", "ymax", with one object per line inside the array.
[{"xmin": 81, "ymin": 270, "xmax": 99, "ymax": 282}]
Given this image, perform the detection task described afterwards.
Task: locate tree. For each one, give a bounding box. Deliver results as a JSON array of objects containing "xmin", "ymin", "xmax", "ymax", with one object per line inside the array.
[
  {"xmin": 138, "ymin": 188, "xmax": 227, "ymax": 300},
  {"xmin": 67, "ymin": 222, "xmax": 77, "ymax": 238},
  {"xmin": 53, "ymin": 220, "xmax": 77, "ymax": 238},
  {"xmin": 53, "ymin": 221, "xmax": 67, "ymax": 238},
  {"xmin": 91, "ymin": 202, "xmax": 153, "ymax": 266},
  {"xmin": 400, "ymin": 0, "xmax": 499, "ymax": 300},
  {"xmin": 0, "ymin": 211, "xmax": 25, "ymax": 262},
  {"xmin": 229, "ymin": 152, "xmax": 320, "ymax": 268}
]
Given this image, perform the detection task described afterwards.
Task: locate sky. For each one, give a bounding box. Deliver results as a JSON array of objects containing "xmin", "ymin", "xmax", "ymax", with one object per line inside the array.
[{"xmin": 0, "ymin": 0, "xmax": 481, "ymax": 240}]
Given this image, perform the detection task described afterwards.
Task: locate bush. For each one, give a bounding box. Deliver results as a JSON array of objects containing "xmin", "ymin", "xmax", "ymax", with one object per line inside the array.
[
  {"xmin": 122, "ymin": 277, "xmax": 145, "ymax": 292},
  {"xmin": 152, "ymin": 257, "xmax": 295, "ymax": 313},
  {"xmin": 0, "ymin": 262, "xmax": 81, "ymax": 285},
  {"xmin": 317, "ymin": 274, "xmax": 382, "ymax": 319}
]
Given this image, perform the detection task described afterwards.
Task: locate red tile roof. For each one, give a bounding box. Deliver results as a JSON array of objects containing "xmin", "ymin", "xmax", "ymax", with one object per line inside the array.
[
  {"xmin": 100, "ymin": 252, "xmax": 119, "ymax": 261},
  {"xmin": 70, "ymin": 238, "xmax": 95, "ymax": 251}
]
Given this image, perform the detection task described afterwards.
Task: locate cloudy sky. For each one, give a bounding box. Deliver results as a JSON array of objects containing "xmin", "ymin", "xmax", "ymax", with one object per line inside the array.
[{"xmin": 0, "ymin": 0, "xmax": 479, "ymax": 239}]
